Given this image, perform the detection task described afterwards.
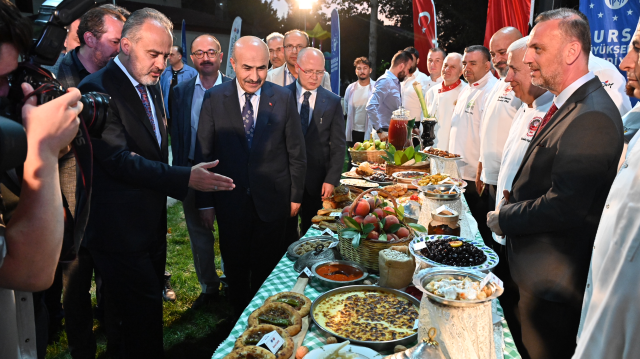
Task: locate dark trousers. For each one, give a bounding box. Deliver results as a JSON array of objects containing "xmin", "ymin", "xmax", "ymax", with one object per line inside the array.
[
  {"xmin": 217, "ymin": 194, "xmax": 287, "ymax": 315},
  {"xmin": 515, "ymin": 289, "xmax": 582, "ymax": 359},
  {"xmin": 89, "ymin": 239, "xmax": 167, "ymax": 359},
  {"xmin": 63, "ymin": 247, "xmax": 98, "ymax": 359},
  {"xmin": 464, "ymin": 181, "xmax": 493, "ymax": 244}
]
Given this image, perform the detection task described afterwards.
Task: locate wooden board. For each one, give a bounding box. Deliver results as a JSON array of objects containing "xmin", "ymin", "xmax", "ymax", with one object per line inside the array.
[{"xmin": 289, "ymin": 276, "xmax": 310, "ymax": 359}]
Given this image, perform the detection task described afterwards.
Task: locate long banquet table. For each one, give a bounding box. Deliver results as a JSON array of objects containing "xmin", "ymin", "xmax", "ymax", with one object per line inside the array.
[{"xmin": 211, "ymin": 196, "xmax": 522, "ymax": 359}]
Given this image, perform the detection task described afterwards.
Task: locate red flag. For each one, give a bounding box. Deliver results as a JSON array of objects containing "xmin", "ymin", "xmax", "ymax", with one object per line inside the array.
[
  {"xmin": 484, "ymin": 0, "xmax": 533, "ymax": 48},
  {"xmin": 413, "ymin": 0, "xmax": 437, "ymax": 75}
]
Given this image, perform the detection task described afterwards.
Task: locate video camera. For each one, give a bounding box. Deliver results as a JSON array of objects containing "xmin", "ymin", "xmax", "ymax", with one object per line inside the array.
[{"xmin": 0, "ymin": 0, "xmax": 110, "ymax": 172}]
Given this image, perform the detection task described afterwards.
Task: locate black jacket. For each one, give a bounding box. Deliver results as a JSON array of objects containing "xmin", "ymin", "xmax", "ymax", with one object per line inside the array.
[
  {"xmin": 78, "ymin": 59, "xmax": 191, "ymax": 252},
  {"xmin": 56, "ymin": 47, "xmax": 90, "ymax": 89},
  {"xmin": 170, "ymin": 73, "xmax": 232, "ymax": 167},
  {"xmin": 194, "ymin": 80, "xmax": 306, "ymax": 223},
  {"xmin": 285, "ymin": 82, "xmax": 346, "ymax": 194},
  {"xmin": 499, "ymin": 76, "xmax": 624, "ymax": 303}
]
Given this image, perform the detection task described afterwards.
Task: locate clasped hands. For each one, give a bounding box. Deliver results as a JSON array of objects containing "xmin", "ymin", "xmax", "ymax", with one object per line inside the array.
[{"xmin": 487, "ymin": 190, "xmax": 510, "ymax": 236}]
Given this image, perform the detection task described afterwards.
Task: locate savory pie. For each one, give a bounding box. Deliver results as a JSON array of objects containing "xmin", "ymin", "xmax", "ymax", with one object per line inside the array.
[
  {"xmin": 313, "ymin": 289, "xmax": 418, "ymax": 342},
  {"xmin": 248, "ymin": 303, "xmax": 302, "ymax": 336},
  {"xmin": 233, "ymin": 324, "xmax": 294, "ymax": 359},
  {"xmin": 264, "ymin": 292, "xmax": 312, "ymax": 317},
  {"xmin": 224, "ymin": 346, "xmax": 276, "ymax": 359}
]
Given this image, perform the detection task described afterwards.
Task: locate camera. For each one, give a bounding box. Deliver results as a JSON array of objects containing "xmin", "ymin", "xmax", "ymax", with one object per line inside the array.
[{"xmin": 0, "ymin": 0, "xmax": 110, "ymax": 172}]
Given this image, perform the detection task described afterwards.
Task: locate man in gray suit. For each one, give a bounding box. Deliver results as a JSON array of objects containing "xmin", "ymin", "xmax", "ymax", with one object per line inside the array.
[
  {"xmin": 487, "ymin": 9, "xmax": 624, "ymax": 359},
  {"xmin": 170, "ymin": 34, "xmax": 231, "ymax": 309}
]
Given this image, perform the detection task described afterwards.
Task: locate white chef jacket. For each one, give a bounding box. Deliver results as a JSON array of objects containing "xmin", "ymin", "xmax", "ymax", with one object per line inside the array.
[
  {"xmin": 401, "ymin": 69, "xmax": 435, "ymax": 122},
  {"xmin": 424, "ymin": 75, "xmax": 443, "ymax": 93},
  {"xmin": 448, "ymin": 71, "xmax": 499, "ymax": 180},
  {"xmin": 479, "ymin": 79, "xmax": 522, "ymax": 185},
  {"xmin": 573, "ymin": 131, "xmax": 640, "ymax": 359},
  {"xmin": 425, "ymin": 79, "xmax": 467, "ymax": 151},
  {"xmin": 492, "ymin": 91, "xmax": 553, "ymax": 245},
  {"xmin": 588, "ymin": 53, "xmax": 632, "ymax": 117}
]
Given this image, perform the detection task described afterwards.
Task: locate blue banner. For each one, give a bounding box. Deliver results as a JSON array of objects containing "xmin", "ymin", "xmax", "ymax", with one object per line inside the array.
[
  {"xmin": 580, "ymin": 0, "xmax": 639, "ymax": 67},
  {"xmin": 181, "ymin": 20, "xmax": 187, "ymax": 65},
  {"xmin": 330, "ymin": 10, "xmax": 340, "ymax": 95}
]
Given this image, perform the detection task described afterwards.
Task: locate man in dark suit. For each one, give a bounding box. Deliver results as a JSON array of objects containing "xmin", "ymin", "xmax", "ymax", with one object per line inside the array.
[
  {"xmin": 78, "ymin": 9, "xmax": 234, "ymax": 358},
  {"xmin": 486, "ymin": 9, "xmax": 624, "ymax": 359},
  {"xmin": 170, "ymin": 33, "xmax": 231, "ymax": 309},
  {"xmin": 284, "ymin": 47, "xmax": 346, "ymax": 242},
  {"xmin": 196, "ymin": 36, "xmax": 306, "ymax": 315}
]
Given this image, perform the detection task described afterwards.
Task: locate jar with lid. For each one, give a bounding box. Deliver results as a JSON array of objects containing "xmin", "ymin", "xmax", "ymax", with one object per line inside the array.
[
  {"xmin": 389, "ymin": 106, "xmax": 412, "ymax": 150},
  {"xmin": 428, "ymin": 209, "xmax": 460, "ymax": 236}
]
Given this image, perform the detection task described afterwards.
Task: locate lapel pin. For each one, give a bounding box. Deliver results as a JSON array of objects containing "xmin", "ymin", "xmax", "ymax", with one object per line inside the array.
[{"xmin": 269, "ymin": 102, "xmax": 273, "ymax": 106}]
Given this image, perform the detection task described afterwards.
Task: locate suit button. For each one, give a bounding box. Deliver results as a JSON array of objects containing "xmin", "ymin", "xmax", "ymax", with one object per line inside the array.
[
  {"xmin": 606, "ymin": 204, "xmax": 610, "ymax": 209},
  {"xmin": 587, "ymin": 283, "xmax": 590, "ymax": 288},
  {"xmin": 247, "ymin": 188, "xmax": 251, "ymax": 195}
]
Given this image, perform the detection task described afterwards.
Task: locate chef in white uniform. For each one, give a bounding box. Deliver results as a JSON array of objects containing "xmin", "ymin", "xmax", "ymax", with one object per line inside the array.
[
  {"xmin": 573, "ymin": 22, "xmax": 640, "ymax": 359},
  {"xmin": 588, "ymin": 53, "xmax": 631, "ymax": 117},
  {"xmin": 449, "ymin": 45, "xmax": 498, "ymax": 242},
  {"xmin": 477, "ymin": 27, "xmax": 523, "ymax": 204},
  {"xmin": 425, "ymin": 52, "xmax": 466, "ymax": 150}
]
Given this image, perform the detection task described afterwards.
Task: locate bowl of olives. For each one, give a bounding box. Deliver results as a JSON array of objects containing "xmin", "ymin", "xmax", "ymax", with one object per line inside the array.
[{"xmin": 409, "ymin": 235, "xmax": 499, "ymax": 273}]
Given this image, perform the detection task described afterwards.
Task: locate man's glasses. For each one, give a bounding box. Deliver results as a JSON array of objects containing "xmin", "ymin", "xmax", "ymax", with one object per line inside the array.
[
  {"xmin": 284, "ymin": 44, "xmax": 305, "ymax": 53},
  {"xmin": 296, "ymin": 63, "xmax": 324, "ymax": 78},
  {"xmin": 192, "ymin": 50, "xmax": 220, "ymax": 59}
]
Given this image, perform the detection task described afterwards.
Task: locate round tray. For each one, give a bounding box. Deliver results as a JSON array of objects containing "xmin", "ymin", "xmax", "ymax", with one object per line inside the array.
[
  {"xmin": 310, "ymin": 285, "xmax": 419, "ymax": 351},
  {"xmin": 413, "ymin": 182, "xmax": 461, "ymax": 199},
  {"xmin": 310, "ymin": 260, "xmax": 369, "ymax": 289},
  {"xmin": 286, "ymin": 236, "xmax": 338, "ymax": 261},
  {"xmin": 417, "ymin": 267, "xmax": 503, "ymax": 307},
  {"xmin": 339, "ymin": 179, "xmax": 380, "ymax": 188},
  {"xmin": 409, "ymin": 235, "xmax": 499, "ymax": 273},
  {"xmin": 363, "ymin": 175, "xmax": 394, "ymax": 186}
]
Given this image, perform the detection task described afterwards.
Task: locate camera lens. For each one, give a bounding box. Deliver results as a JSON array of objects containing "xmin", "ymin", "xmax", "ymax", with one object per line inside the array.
[{"xmin": 79, "ymin": 92, "xmax": 110, "ymax": 138}]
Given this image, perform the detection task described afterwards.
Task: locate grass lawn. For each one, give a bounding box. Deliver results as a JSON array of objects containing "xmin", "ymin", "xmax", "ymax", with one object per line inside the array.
[{"xmin": 46, "ymin": 202, "xmax": 235, "ymax": 359}]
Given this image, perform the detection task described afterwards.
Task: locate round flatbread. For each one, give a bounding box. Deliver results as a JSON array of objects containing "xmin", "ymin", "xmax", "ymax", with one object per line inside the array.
[
  {"xmin": 233, "ymin": 325, "xmax": 294, "ymax": 359},
  {"xmin": 248, "ymin": 303, "xmax": 302, "ymax": 336},
  {"xmin": 224, "ymin": 346, "xmax": 276, "ymax": 359},
  {"xmin": 264, "ymin": 292, "xmax": 312, "ymax": 317}
]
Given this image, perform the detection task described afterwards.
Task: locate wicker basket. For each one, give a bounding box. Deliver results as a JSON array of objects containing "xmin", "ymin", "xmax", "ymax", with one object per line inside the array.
[
  {"xmin": 386, "ymin": 162, "xmax": 431, "ymax": 176},
  {"xmin": 349, "ymin": 148, "xmax": 386, "ymax": 164},
  {"xmin": 338, "ymin": 188, "xmax": 413, "ymax": 272}
]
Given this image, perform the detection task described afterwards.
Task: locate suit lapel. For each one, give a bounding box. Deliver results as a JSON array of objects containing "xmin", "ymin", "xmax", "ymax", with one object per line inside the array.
[
  {"xmin": 183, "ymin": 78, "xmax": 196, "ymax": 155},
  {"xmin": 223, "ymin": 81, "xmax": 249, "ymax": 153},
  {"xmin": 252, "ymin": 83, "xmax": 275, "ymax": 151},
  {"xmin": 308, "ymin": 87, "xmax": 327, "ymax": 137}
]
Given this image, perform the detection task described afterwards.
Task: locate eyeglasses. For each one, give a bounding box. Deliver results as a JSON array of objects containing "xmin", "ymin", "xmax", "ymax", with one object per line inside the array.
[
  {"xmin": 296, "ymin": 63, "xmax": 324, "ymax": 78},
  {"xmin": 192, "ymin": 50, "xmax": 220, "ymax": 59},
  {"xmin": 284, "ymin": 44, "xmax": 305, "ymax": 53},
  {"xmin": 269, "ymin": 47, "xmax": 284, "ymax": 54}
]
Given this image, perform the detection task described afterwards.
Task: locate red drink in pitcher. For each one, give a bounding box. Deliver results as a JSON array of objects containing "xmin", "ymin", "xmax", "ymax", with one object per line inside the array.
[{"xmin": 388, "ymin": 118, "xmax": 409, "ymax": 150}]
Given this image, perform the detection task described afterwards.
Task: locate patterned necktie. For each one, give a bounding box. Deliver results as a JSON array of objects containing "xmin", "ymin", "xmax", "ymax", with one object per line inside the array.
[
  {"xmin": 300, "ymin": 91, "xmax": 311, "ymax": 135},
  {"xmin": 242, "ymin": 92, "xmax": 255, "ymax": 148},
  {"xmin": 135, "ymin": 84, "xmax": 159, "ymax": 144},
  {"xmin": 534, "ymin": 103, "xmax": 558, "ymax": 138}
]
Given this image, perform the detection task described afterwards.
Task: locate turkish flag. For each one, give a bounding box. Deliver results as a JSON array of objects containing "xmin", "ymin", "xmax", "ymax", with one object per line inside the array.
[
  {"xmin": 484, "ymin": 0, "xmax": 532, "ymax": 48},
  {"xmin": 413, "ymin": 0, "xmax": 437, "ymax": 75}
]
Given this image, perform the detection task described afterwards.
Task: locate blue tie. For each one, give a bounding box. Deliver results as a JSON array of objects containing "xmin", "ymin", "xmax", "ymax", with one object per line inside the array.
[
  {"xmin": 300, "ymin": 91, "xmax": 311, "ymax": 135},
  {"xmin": 242, "ymin": 92, "xmax": 255, "ymax": 148}
]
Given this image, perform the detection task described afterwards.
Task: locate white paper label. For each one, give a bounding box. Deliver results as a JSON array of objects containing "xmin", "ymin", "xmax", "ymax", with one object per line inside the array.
[
  {"xmin": 256, "ymin": 331, "xmax": 285, "ymax": 354},
  {"xmin": 303, "ymin": 267, "xmax": 314, "ymax": 277},
  {"xmin": 480, "ymin": 272, "xmax": 503, "ymax": 290},
  {"xmin": 413, "ymin": 241, "xmax": 427, "ymax": 250},
  {"xmin": 413, "ymin": 319, "xmax": 420, "ymax": 330},
  {"xmin": 435, "ymin": 205, "xmax": 456, "ymax": 215},
  {"xmin": 322, "ymin": 228, "xmax": 336, "ymax": 237},
  {"xmin": 329, "ymin": 211, "xmax": 342, "ymax": 217},
  {"xmin": 328, "ymin": 241, "xmax": 339, "ymax": 249},
  {"xmin": 438, "ymin": 177, "xmax": 453, "ymax": 184}
]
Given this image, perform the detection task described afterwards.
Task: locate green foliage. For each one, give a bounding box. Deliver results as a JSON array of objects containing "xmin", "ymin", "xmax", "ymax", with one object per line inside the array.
[{"xmin": 408, "ymin": 223, "xmax": 428, "ymax": 233}]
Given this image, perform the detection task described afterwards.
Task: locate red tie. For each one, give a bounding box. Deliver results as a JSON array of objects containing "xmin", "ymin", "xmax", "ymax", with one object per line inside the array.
[{"xmin": 535, "ymin": 103, "xmax": 558, "ymax": 138}]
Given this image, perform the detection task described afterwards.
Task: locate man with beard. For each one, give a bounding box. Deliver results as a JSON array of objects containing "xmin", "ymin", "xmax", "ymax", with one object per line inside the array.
[
  {"xmin": 486, "ymin": 9, "xmax": 623, "ymax": 359},
  {"xmin": 425, "ymin": 53, "xmax": 467, "ymax": 151},
  {"xmin": 195, "ymin": 36, "xmax": 306, "ymax": 317},
  {"xmin": 401, "ymin": 47, "xmax": 434, "ymax": 122},
  {"xmin": 78, "ymin": 9, "xmax": 234, "ymax": 357},
  {"xmin": 345, "ymin": 57, "xmax": 375, "ymax": 147},
  {"xmin": 448, "ymin": 45, "xmax": 497, "ymax": 240},
  {"xmin": 266, "ymin": 32, "xmax": 285, "ymax": 70},
  {"xmin": 476, "ymin": 27, "xmax": 523, "ymax": 244},
  {"xmin": 170, "ymin": 34, "xmax": 231, "ymax": 310},
  {"xmin": 266, "ymin": 30, "xmax": 330, "ymax": 89},
  {"xmin": 573, "ymin": 19, "xmax": 640, "ymax": 359},
  {"xmin": 366, "ymin": 50, "xmax": 413, "ymax": 141}
]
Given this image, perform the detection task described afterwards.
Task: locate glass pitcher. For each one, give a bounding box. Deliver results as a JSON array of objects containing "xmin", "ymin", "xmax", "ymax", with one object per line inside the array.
[{"xmin": 389, "ymin": 107, "xmax": 412, "ymax": 150}]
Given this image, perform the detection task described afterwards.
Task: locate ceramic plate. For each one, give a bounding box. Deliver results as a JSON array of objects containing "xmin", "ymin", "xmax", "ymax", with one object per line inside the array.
[
  {"xmin": 409, "ymin": 235, "xmax": 499, "ymax": 272},
  {"xmin": 304, "ymin": 343, "xmax": 383, "ymax": 359}
]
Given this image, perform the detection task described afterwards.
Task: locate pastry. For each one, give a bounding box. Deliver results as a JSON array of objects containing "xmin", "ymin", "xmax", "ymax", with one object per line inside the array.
[
  {"xmin": 233, "ymin": 324, "xmax": 294, "ymax": 359},
  {"xmin": 264, "ymin": 292, "xmax": 312, "ymax": 317},
  {"xmin": 224, "ymin": 346, "xmax": 276, "ymax": 359},
  {"xmin": 248, "ymin": 303, "xmax": 302, "ymax": 336}
]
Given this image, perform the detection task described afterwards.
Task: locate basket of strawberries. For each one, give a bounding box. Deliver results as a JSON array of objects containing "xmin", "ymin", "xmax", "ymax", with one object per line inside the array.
[{"xmin": 337, "ymin": 188, "xmax": 427, "ymax": 272}]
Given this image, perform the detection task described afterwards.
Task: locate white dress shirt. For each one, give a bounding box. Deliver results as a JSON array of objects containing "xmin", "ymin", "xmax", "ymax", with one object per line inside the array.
[
  {"xmin": 493, "ymin": 91, "xmax": 553, "ymax": 245},
  {"xmin": 448, "ymin": 71, "xmax": 499, "ymax": 180},
  {"xmin": 283, "ymin": 65, "xmax": 296, "ymax": 87},
  {"xmin": 554, "ymin": 71, "xmax": 596, "ymax": 109},
  {"xmin": 114, "ymin": 56, "xmax": 161, "ymax": 145},
  {"xmin": 479, "ymin": 79, "xmax": 523, "ymax": 185},
  {"xmin": 295, "ymin": 80, "xmax": 318, "ymax": 125},
  {"xmin": 236, "ymin": 79, "xmax": 261, "ymax": 128},
  {"xmin": 588, "ymin": 53, "xmax": 632, "ymax": 116},
  {"xmin": 401, "ymin": 69, "xmax": 432, "ymax": 122},
  {"xmin": 189, "ymin": 72, "xmax": 223, "ymax": 160},
  {"xmin": 573, "ymin": 131, "xmax": 640, "ymax": 359},
  {"xmin": 425, "ymin": 79, "xmax": 467, "ymax": 150}
]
